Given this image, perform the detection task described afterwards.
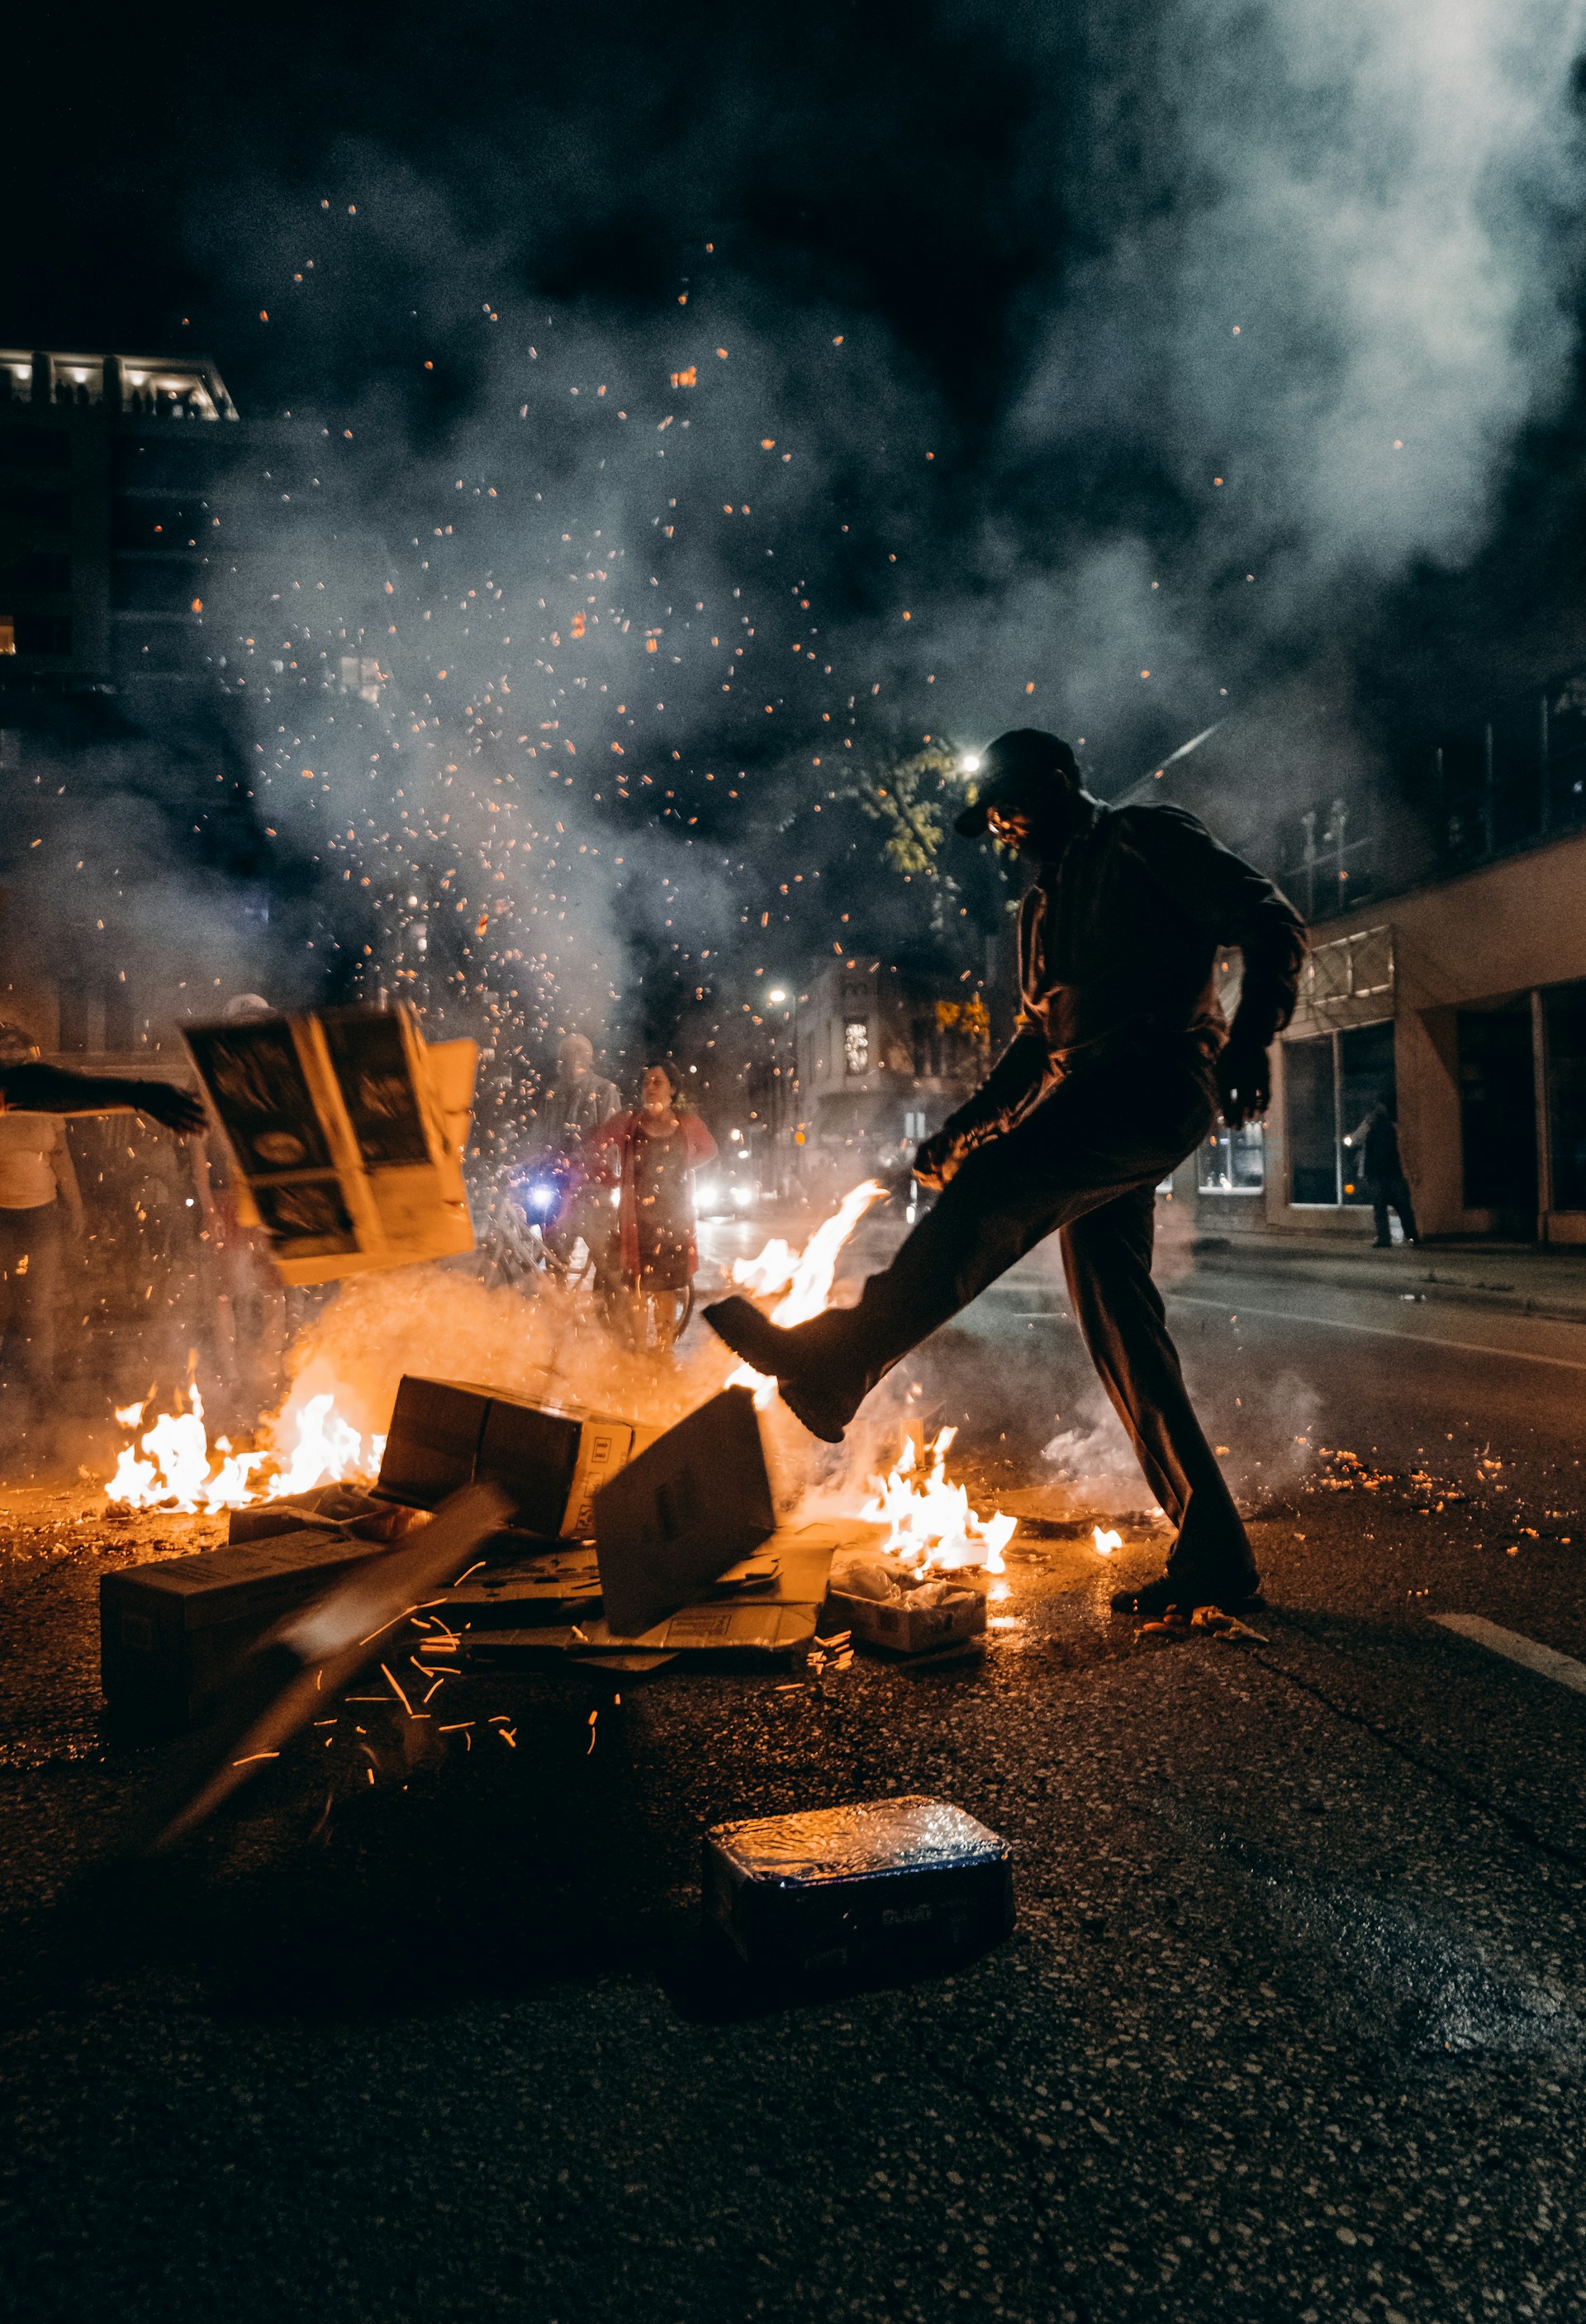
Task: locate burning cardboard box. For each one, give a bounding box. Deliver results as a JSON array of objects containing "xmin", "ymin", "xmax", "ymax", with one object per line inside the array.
[
  {"xmin": 183, "ymin": 1001, "xmax": 477, "ymax": 1285},
  {"xmin": 824, "ymin": 1548, "xmax": 987, "ymax": 1657},
  {"xmin": 376, "ymin": 1375, "xmax": 659, "ymax": 1541},
  {"xmin": 702, "ymin": 1797, "xmax": 1014, "ymax": 1979}
]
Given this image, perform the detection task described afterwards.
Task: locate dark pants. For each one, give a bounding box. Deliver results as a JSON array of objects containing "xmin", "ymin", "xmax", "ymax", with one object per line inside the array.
[
  {"xmin": 810, "ymin": 1038, "xmax": 1257, "ymax": 1593},
  {"xmin": 0, "ymin": 1203, "xmax": 62, "ymax": 1412},
  {"xmin": 1368, "ymin": 1174, "xmax": 1417, "ymax": 1246}
]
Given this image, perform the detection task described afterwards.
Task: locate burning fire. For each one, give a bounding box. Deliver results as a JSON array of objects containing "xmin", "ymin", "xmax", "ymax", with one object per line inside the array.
[
  {"xmin": 725, "ymin": 1183, "xmax": 1016, "ymax": 1571},
  {"xmin": 1093, "ymin": 1526, "xmax": 1123, "ymax": 1556},
  {"xmin": 107, "ymin": 1385, "xmax": 387, "ymax": 1513},
  {"xmin": 860, "ymin": 1426, "xmax": 1015, "ymax": 1575},
  {"xmin": 726, "ymin": 1178, "xmax": 886, "ymax": 1408}
]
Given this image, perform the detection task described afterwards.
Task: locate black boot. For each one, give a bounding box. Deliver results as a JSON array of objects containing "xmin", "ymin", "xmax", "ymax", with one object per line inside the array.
[
  {"xmin": 1109, "ymin": 1486, "xmax": 1261, "ymax": 1618},
  {"xmin": 1109, "ymin": 1574, "xmax": 1265, "ymax": 1619},
  {"xmin": 701, "ymin": 1297, "xmax": 870, "ymax": 1442}
]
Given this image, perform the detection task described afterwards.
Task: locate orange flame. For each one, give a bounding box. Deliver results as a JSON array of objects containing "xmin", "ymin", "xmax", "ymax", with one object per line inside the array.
[
  {"xmin": 106, "ymin": 1385, "xmax": 386, "ymax": 1513},
  {"xmin": 859, "ymin": 1425, "xmax": 1014, "ymax": 1575},
  {"xmin": 725, "ymin": 1179, "xmax": 886, "ymax": 1408}
]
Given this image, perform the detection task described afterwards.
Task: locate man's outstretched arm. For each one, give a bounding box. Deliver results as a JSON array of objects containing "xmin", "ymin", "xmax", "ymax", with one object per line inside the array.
[
  {"xmin": 0, "ymin": 1062, "xmax": 208, "ymax": 1135},
  {"xmin": 914, "ymin": 1029, "xmax": 1050, "ymax": 1189},
  {"xmin": 1125, "ymin": 803, "xmax": 1307, "ymax": 1127}
]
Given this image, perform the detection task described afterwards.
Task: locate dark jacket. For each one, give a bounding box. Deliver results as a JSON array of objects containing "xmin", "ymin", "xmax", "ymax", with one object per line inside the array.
[
  {"xmin": 949, "ymin": 798, "xmax": 1305, "ymax": 1146},
  {"xmin": 1351, "ymin": 1105, "xmax": 1401, "ymax": 1180}
]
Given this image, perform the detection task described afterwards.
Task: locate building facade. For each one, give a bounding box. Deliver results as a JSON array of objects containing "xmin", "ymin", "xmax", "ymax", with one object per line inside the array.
[
  {"xmin": 794, "ymin": 958, "xmax": 990, "ymax": 1191},
  {"xmin": 1151, "ymin": 670, "xmax": 1586, "ymax": 1243},
  {"xmin": 0, "ymin": 345, "xmax": 392, "ymax": 1072}
]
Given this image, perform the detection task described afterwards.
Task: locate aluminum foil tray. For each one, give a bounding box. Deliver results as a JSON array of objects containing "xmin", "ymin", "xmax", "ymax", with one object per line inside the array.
[{"xmin": 702, "ymin": 1795, "xmax": 1014, "ymax": 1978}]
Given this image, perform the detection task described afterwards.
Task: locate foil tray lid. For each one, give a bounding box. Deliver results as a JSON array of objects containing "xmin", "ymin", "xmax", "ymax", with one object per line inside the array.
[{"xmin": 707, "ymin": 1795, "xmax": 1009, "ymax": 1886}]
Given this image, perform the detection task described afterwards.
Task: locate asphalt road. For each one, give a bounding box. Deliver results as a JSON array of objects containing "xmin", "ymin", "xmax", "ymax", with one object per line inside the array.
[{"xmin": 2, "ymin": 1230, "xmax": 1585, "ymax": 2323}]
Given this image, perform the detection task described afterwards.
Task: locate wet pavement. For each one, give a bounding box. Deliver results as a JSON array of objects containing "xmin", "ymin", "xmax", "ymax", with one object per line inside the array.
[{"xmin": 2, "ymin": 1236, "xmax": 1585, "ymax": 2322}]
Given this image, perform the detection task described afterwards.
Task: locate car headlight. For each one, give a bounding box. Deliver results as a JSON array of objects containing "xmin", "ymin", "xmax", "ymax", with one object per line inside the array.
[
  {"xmin": 731, "ymin": 1184, "xmax": 752, "ymax": 1208},
  {"xmin": 696, "ymin": 1179, "xmax": 720, "ymax": 1208}
]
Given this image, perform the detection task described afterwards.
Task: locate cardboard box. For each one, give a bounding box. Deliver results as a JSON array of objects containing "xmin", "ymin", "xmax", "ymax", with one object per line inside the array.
[
  {"xmin": 183, "ymin": 1003, "xmax": 477, "ymax": 1285},
  {"xmin": 100, "ymin": 1528, "xmax": 389, "ymax": 1729},
  {"xmin": 593, "ymin": 1386, "xmax": 776, "ymax": 1636},
  {"xmin": 703, "ymin": 1796, "xmax": 1014, "ymax": 1979},
  {"xmin": 376, "ymin": 1375, "xmax": 653, "ymax": 1540},
  {"xmin": 825, "ymin": 1580, "xmax": 987, "ymax": 1657}
]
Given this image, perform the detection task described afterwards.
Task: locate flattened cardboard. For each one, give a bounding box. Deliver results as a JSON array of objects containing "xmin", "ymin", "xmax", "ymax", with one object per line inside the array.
[
  {"xmin": 430, "ymin": 1522, "xmax": 859, "ymax": 1668},
  {"xmin": 593, "ymin": 1386, "xmax": 775, "ymax": 1637}
]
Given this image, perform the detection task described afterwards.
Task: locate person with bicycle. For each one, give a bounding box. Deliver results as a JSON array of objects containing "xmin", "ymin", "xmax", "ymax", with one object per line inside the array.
[
  {"xmin": 585, "ymin": 1064, "xmax": 717, "ymax": 1347},
  {"xmin": 529, "ymin": 1033, "xmax": 621, "ymax": 1276}
]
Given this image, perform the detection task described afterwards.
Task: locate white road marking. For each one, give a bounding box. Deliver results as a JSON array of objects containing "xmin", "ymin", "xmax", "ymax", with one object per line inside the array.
[
  {"xmin": 1166, "ymin": 1293, "xmax": 1586, "ymax": 1372},
  {"xmin": 1431, "ymin": 1614, "xmax": 1586, "ymax": 1696}
]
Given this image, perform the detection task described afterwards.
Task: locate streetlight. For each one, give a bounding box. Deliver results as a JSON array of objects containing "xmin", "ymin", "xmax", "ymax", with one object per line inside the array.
[{"xmin": 758, "ymin": 983, "xmax": 800, "ymax": 1196}]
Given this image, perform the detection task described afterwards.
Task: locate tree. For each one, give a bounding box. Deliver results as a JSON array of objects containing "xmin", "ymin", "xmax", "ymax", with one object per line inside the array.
[{"xmin": 842, "ymin": 737, "xmax": 1014, "ymax": 967}]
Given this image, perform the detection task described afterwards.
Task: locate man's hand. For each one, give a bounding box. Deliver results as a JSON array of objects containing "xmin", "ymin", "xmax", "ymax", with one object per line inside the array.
[
  {"xmin": 913, "ymin": 1127, "xmax": 965, "ymax": 1192},
  {"xmin": 137, "ymin": 1082, "xmax": 209, "ymax": 1138},
  {"xmin": 1216, "ymin": 1038, "xmax": 1270, "ymax": 1129}
]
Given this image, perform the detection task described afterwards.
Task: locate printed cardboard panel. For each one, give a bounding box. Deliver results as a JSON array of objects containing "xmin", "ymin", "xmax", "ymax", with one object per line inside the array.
[
  {"xmin": 183, "ymin": 1004, "xmax": 477, "ymax": 1283},
  {"xmin": 593, "ymin": 1388, "xmax": 776, "ymax": 1637}
]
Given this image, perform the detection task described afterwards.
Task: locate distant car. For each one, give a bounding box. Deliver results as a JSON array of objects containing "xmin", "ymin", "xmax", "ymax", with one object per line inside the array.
[{"xmin": 694, "ymin": 1167, "xmax": 757, "ymax": 1219}]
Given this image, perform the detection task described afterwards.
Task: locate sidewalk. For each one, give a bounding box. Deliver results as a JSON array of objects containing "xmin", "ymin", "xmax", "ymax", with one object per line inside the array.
[{"xmin": 1186, "ymin": 1224, "xmax": 1586, "ymax": 1326}]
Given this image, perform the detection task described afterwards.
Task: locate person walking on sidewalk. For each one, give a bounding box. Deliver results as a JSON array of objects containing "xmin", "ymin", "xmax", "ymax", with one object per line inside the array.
[
  {"xmin": 1345, "ymin": 1096, "xmax": 1418, "ymax": 1248},
  {"xmin": 705, "ymin": 728, "xmax": 1307, "ymax": 1622}
]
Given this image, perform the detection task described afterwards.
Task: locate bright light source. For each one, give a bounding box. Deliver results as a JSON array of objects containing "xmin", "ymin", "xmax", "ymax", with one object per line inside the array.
[
  {"xmin": 767, "ymin": 986, "xmax": 787, "ymax": 1005},
  {"xmin": 959, "ymin": 753, "xmax": 981, "ymax": 774}
]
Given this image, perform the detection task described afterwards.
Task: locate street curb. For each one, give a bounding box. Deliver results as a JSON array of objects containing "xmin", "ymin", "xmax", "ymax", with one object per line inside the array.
[{"xmin": 1188, "ymin": 1248, "xmax": 1586, "ymax": 1330}]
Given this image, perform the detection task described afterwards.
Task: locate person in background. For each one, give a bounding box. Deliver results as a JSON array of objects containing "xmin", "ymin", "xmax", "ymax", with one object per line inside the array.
[
  {"xmin": 1345, "ymin": 1094, "xmax": 1419, "ymax": 1248},
  {"xmin": 531, "ymin": 1033, "xmax": 622, "ymax": 1271},
  {"xmin": 586, "ymin": 1065, "xmax": 718, "ymax": 1338},
  {"xmin": 0, "ymin": 1023, "xmax": 207, "ymax": 1457},
  {"xmin": 538, "ymin": 1034, "xmax": 622, "ymax": 1149}
]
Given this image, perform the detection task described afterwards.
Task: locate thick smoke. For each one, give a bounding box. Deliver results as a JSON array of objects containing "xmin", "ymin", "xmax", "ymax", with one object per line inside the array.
[{"xmin": 177, "ymin": 2, "xmax": 1586, "ymax": 1048}]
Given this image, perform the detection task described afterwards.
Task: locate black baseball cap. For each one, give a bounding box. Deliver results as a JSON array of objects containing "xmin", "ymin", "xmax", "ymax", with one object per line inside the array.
[{"xmin": 954, "ymin": 729, "xmax": 1081, "ymax": 836}]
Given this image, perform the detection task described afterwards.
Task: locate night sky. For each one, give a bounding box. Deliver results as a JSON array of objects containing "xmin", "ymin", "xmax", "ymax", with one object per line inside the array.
[{"xmin": 9, "ymin": 0, "xmax": 1586, "ymax": 1084}]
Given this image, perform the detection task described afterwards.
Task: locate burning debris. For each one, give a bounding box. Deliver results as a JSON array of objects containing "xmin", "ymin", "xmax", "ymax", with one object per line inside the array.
[
  {"xmin": 724, "ymin": 1177, "xmax": 888, "ymax": 1407},
  {"xmin": 858, "ymin": 1426, "xmax": 1014, "ymax": 1575},
  {"xmin": 107, "ymin": 1385, "xmax": 386, "ymax": 1514}
]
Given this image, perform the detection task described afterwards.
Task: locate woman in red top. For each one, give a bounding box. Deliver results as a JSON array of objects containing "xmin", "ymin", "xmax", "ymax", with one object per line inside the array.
[{"xmin": 586, "ymin": 1065, "xmax": 717, "ymax": 1347}]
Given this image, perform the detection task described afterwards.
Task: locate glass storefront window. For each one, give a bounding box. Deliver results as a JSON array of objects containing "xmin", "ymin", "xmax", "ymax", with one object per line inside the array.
[
  {"xmin": 1285, "ymin": 1034, "xmax": 1339, "ymax": 1204},
  {"xmin": 1284, "ymin": 1020, "xmax": 1396, "ymax": 1205},
  {"xmin": 1197, "ymin": 1124, "xmax": 1264, "ymax": 1193}
]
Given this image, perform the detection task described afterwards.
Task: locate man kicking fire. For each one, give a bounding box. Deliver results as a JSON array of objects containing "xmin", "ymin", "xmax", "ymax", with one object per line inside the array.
[{"xmin": 705, "ymin": 728, "xmax": 1306, "ymax": 1621}]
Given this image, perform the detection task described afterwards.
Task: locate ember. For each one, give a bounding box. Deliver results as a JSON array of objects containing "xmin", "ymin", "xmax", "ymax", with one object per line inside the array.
[{"xmin": 106, "ymin": 1385, "xmax": 386, "ymax": 1514}]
